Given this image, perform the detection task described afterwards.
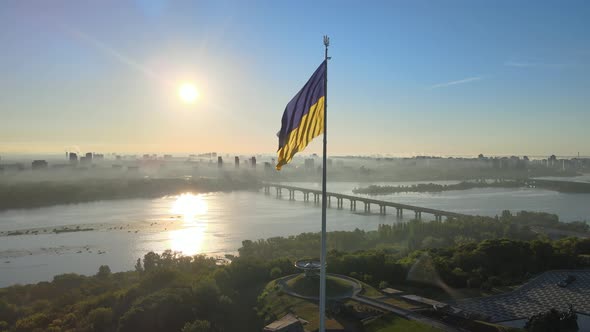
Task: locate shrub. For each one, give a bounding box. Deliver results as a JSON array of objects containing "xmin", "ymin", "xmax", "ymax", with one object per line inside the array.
[
  {"xmin": 181, "ymin": 319, "xmax": 212, "ymax": 332},
  {"xmin": 87, "ymin": 307, "xmax": 113, "ymax": 331},
  {"xmin": 269, "ymin": 267, "xmax": 282, "ymax": 279}
]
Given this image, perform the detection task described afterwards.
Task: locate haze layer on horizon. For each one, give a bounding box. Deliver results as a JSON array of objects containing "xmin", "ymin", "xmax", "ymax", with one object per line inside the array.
[{"xmin": 1, "ymin": 1, "xmax": 589, "ymax": 156}]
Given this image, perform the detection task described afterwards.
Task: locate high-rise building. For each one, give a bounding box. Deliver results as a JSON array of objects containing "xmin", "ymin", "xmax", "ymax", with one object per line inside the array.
[
  {"xmin": 235, "ymin": 156, "xmax": 240, "ymax": 168},
  {"xmin": 251, "ymin": 156, "xmax": 257, "ymax": 168},
  {"xmin": 69, "ymin": 153, "xmax": 78, "ymax": 164},
  {"xmin": 218, "ymin": 156, "xmax": 223, "ymax": 168}
]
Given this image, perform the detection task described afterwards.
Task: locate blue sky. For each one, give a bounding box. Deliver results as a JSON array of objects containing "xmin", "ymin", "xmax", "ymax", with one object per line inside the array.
[{"xmin": 0, "ymin": 0, "xmax": 589, "ymax": 156}]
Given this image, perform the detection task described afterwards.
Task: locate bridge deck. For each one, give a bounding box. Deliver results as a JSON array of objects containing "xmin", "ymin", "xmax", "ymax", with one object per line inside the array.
[{"xmin": 263, "ymin": 183, "xmax": 470, "ymax": 218}]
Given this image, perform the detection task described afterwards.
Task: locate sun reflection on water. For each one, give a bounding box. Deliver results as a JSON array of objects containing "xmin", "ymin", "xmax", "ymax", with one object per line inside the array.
[
  {"xmin": 169, "ymin": 193, "xmax": 208, "ymax": 255},
  {"xmin": 171, "ymin": 193, "xmax": 208, "ymax": 223}
]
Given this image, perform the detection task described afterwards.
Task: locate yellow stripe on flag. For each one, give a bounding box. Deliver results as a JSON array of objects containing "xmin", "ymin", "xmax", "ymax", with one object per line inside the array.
[{"xmin": 276, "ymin": 97, "xmax": 325, "ymax": 170}]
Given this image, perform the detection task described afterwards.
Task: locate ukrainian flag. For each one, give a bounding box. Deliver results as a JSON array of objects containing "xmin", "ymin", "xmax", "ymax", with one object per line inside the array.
[{"xmin": 276, "ymin": 61, "xmax": 326, "ymax": 170}]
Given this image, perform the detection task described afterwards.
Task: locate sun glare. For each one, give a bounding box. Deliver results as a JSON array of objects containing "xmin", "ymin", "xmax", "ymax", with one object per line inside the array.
[
  {"xmin": 169, "ymin": 226, "xmax": 206, "ymax": 256},
  {"xmin": 178, "ymin": 83, "xmax": 199, "ymax": 103},
  {"xmin": 171, "ymin": 193, "xmax": 208, "ymax": 223},
  {"xmin": 169, "ymin": 193, "xmax": 208, "ymax": 255}
]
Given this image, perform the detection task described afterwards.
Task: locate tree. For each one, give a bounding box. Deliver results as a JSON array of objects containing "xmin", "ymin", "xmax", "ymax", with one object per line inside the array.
[
  {"xmin": 86, "ymin": 307, "xmax": 113, "ymax": 331},
  {"xmin": 143, "ymin": 252, "xmax": 161, "ymax": 272},
  {"xmin": 181, "ymin": 320, "xmax": 212, "ymax": 332},
  {"xmin": 14, "ymin": 313, "xmax": 50, "ymax": 331},
  {"xmin": 525, "ymin": 308, "xmax": 562, "ymax": 332},
  {"xmin": 0, "ymin": 300, "xmax": 18, "ymax": 324},
  {"xmin": 134, "ymin": 258, "xmax": 143, "ymax": 273},
  {"xmin": 269, "ymin": 267, "xmax": 282, "ymax": 279},
  {"xmin": 96, "ymin": 265, "xmax": 111, "ymax": 279},
  {"xmin": 118, "ymin": 288, "xmax": 193, "ymax": 332}
]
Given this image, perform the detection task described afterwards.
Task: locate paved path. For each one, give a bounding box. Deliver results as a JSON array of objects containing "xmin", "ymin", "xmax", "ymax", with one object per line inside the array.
[
  {"xmin": 277, "ymin": 273, "xmax": 461, "ymax": 331},
  {"xmin": 352, "ymin": 295, "xmax": 463, "ymax": 332}
]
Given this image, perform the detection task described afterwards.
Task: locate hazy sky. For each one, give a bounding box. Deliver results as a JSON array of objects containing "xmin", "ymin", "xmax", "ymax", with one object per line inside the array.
[{"xmin": 1, "ymin": 1, "xmax": 589, "ymax": 156}]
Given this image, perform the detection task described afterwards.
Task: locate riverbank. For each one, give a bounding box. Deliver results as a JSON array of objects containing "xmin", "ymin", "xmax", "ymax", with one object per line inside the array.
[{"xmin": 0, "ymin": 177, "xmax": 260, "ymax": 211}]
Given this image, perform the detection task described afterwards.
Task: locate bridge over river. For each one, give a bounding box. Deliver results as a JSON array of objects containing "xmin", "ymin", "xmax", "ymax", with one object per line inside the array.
[{"xmin": 262, "ymin": 183, "xmax": 470, "ymax": 221}]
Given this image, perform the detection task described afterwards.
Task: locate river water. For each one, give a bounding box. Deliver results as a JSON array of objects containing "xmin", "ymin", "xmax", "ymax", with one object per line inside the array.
[{"xmin": 0, "ymin": 181, "xmax": 589, "ymax": 286}]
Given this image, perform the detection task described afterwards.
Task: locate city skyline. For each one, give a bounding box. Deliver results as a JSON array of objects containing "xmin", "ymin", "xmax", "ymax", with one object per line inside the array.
[{"xmin": 1, "ymin": 1, "xmax": 589, "ymax": 156}]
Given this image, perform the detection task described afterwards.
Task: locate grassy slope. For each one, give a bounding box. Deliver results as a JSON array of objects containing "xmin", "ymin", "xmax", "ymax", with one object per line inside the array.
[
  {"xmin": 285, "ymin": 275, "xmax": 354, "ymax": 298},
  {"xmin": 258, "ymin": 280, "xmax": 321, "ymax": 330},
  {"xmin": 364, "ymin": 315, "xmax": 442, "ymax": 332}
]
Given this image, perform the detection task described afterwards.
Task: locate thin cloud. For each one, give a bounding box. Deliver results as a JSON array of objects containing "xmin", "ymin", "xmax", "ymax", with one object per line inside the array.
[
  {"xmin": 504, "ymin": 60, "xmax": 538, "ymax": 67},
  {"xmin": 429, "ymin": 76, "xmax": 483, "ymax": 89},
  {"xmin": 504, "ymin": 60, "xmax": 567, "ymax": 68}
]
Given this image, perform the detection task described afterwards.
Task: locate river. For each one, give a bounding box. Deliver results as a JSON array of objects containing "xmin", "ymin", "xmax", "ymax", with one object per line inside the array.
[{"xmin": 0, "ymin": 181, "xmax": 589, "ymax": 286}]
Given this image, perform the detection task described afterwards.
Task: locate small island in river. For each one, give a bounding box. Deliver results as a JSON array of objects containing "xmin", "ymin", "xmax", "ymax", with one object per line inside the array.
[{"xmin": 353, "ymin": 179, "xmax": 590, "ymax": 195}]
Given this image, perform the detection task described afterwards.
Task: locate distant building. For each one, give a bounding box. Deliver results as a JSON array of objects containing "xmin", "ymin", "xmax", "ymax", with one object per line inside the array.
[
  {"xmin": 80, "ymin": 156, "xmax": 91, "ymax": 165},
  {"xmin": 264, "ymin": 162, "xmax": 272, "ymax": 170},
  {"xmin": 0, "ymin": 163, "xmax": 24, "ymax": 172},
  {"xmin": 93, "ymin": 153, "xmax": 104, "ymax": 160},
  {"xmin": 548, "ymin": 154, "xmax": 558, "ymax": 168},
  {"xmin": 304, "ymin": 158, "xmax": 315, "ymax": 169},
  {"xmin": 235, "ymin": 156, "xmax": 240, "ymax": 168},
  {"xmin": 51, "ymin": 164, "xmax": 69, "ymax": 169},
  {"xmin": 218, "ymin": 156, "xmax": 223, "ymax": 167},
  {"xmin": 164, "ymin": 154, "xmax": 172, "ymax": 159},
  {"xmin": 32, "ymin": 160, "xmax": 48, "ymax": 170},
  {"xmin": 69, "ymin": 153, "xmax": 78, "ymax": 164},
  {"xmin": 263, "ymin": 314, "xmax": 305, "ymax": 332},
  {"xmin": 251, "ymin": 156, "xmax": 257, "ymax": 168},
  {"xmin": 197, "ymin": 152, "xmax": 217, "ymax": 158}
]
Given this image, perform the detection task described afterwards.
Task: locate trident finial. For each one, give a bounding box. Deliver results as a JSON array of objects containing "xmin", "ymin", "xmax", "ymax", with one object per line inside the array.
[{"xmin": 323, "ymin": 35, "xmax": 330, "ymax": 47}]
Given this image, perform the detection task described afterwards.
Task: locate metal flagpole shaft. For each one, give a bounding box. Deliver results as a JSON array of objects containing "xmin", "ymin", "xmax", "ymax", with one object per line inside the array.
[{"xmin": 319, "ymin": 35, "xmax": 329, "ymax": 332}]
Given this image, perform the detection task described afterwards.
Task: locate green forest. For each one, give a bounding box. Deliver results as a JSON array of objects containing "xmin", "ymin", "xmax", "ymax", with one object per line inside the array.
[{"xmin": 1, "ymin": 211, "xmax": 589, "ymax": 331}]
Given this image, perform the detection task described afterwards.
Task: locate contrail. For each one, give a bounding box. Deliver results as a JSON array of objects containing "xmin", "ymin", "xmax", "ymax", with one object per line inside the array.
[{"xmin": 430, "ymin": 76, "xmax": 482, "ymax": 89}]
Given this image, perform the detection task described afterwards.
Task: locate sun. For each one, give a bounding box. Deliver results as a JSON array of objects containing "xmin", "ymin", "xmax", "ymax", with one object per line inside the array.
[{"xmin": 178, "ymin": 83, "xmax": 199, "ymax": 103}]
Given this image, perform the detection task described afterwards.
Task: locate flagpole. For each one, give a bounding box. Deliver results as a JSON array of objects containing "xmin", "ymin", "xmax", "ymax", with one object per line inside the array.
[{"xmin": 319, "ymin": 35, "xmax": 329, "ymax": 332}]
